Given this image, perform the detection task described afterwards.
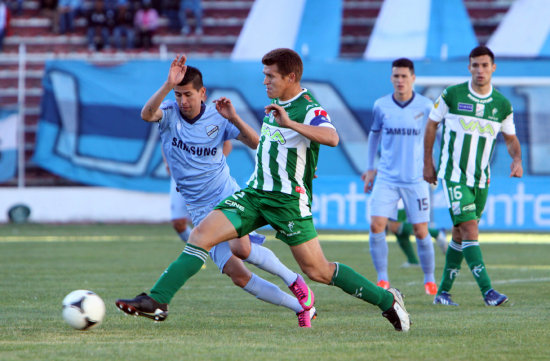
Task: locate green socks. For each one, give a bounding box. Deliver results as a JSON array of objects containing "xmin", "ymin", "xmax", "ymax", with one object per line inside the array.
[
  {"xmin": 438, "ymin": 240, "xmax": 464, "ymax": 293},
  {"xmin": 330, "ymin": 262, "xmax": 394, "ymax": 311},
  {"xmin": 462, "ymin": 241, "xmax": 492, "ymax": 295},
  {"xmin": 398, "ymin": 222, "xmax": 413, "ymax": 237},
  {"xmin": 396, "ymin": 234, "xmax": 419, "ymax": 264},
  {"xmin": 395, "ymin": 222, "xmax": 418, "ymax": 264},
  {"xmin": 149, "ymin": 244, "xmax": 208, "ymax": 304},
  {"xmin": 428, "ymin": 227, "xmax": 440, "ymax": 239}
]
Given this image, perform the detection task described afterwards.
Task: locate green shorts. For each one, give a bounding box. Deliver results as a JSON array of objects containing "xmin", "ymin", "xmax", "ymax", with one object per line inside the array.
[
  {"xmin": 214, "ymin": 187, "xmax": 318, "ymax": 247},
  {"xmin": 441, "ymin": 179, "xmax": 489, "ymax": 226}
]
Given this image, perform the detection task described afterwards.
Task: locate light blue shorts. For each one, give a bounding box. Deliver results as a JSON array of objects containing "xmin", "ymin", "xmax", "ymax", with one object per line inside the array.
[
  {"xmin": 369, "ymin": 180, "xmax": 430, "ymax": 224},
  {"xmin": 187, "ymin": 178, "xmax": 265, "ymax": 273},
  {"xmin": 170, "ymin": 178, "xmax": 190, "ymax": 220}
]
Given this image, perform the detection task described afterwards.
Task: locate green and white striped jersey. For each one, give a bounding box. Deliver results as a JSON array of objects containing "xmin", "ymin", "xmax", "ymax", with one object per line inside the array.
[
  {"xmin": 247, "ymin": 89, "xmax": 335, "ymax": 215},
  {"xmin": 430, "ymin": 81, "xmax": 515, "ymax": 188}
]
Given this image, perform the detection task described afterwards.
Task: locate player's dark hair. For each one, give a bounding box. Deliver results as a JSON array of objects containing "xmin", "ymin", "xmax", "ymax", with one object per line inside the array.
[
  {"xmin": 262, "ymin": 48, "xmax": 303, "ymax": 82},
  {"xmin": 469, "ymin": 46, "xmax": 494, "ymax": 63},
  {"xmin": 392, "ymin": 58, "xmax": 415, "ymax": 74},
  {"xmin": 178, "ymin": 65, "xmax": 203, "ymax": 90}
]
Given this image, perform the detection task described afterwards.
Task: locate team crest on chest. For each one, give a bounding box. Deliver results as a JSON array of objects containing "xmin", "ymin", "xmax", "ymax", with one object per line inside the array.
[{"xmin": 206, "ymin": 124, "xmax": 219, "ymax": 139}]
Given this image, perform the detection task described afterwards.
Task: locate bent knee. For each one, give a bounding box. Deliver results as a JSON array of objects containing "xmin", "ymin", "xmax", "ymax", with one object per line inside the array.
[
  {"xmin": 229, "ymin": 239, "xmax": 251, "ymax": 260},
  {"xmin": 188, "ymin": 225, "xmax": 209, "ymax": 248},
  {"xmin": 226, "ymin": 272, "xmax": 250, "ymax": 288},
  {"xmin": 302, "ymin": 265, "xmax": 334, "ymax": 285}
]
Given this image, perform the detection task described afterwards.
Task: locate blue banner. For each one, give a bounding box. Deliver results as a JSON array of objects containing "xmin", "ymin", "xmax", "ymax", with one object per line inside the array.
[
  {"xmin": 32, "ymin": 58, "xmax": 550, "ymax": 231},
  {"xmin": 0, "ymin": 110, "xmax": 17, "ymax": 184},
  {"xmin": 311, "ymin": 176, "xmax": 550, "ymax": 231}
]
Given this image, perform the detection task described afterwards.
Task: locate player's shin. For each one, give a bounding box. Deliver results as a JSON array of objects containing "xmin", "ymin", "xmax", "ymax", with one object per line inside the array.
[
  {"xmin": 369, "ymin": 231, "xmax": 389, "ymax": 282},
  {"xmin": 330, "ymin": 262, "xmax": 394, "ymax": 311},
  {"xmin": 416, "ymin": 234, "xmax": 436, "ymax": 283},
  {"xmin": 149, "ymin": 244, "xmax": 208, "ymax": 304},
  {"xmin": 243, "ymin": 273, "xmax": 302, "ymax": 313},
  {"xmin": 245, "ymin": 243, "xmax": 297, "ymax": 286},
  {"xmin": 462, "ymin": 241, "xmax": 492, "ymax": 295},
  {"xmin": 438, "ymin": 240, "xmax": 463, "ymax": 293},
  {"xmin": 396, "ymin": 234, "xmax": 419, "ymax": 264}
]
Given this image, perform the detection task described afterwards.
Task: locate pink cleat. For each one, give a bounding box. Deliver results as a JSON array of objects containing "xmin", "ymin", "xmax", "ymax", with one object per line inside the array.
[
  {"xmin": 297, "ymin": 306, "xmax": 317, "ymax": 328},
  {"xmin": 289, "ymin": 274, "xmax": 315, "ymax": 311}
]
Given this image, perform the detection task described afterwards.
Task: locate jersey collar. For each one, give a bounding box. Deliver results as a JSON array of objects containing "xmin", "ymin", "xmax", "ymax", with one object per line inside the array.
[
  {"xmin": 181, "ymin": 102, "xmax": 206, "ymax": 125},
  {"xmin": 392, "ymin": 92, "xmax": 415, "ymax": 108},
  {"xmin": 277, "ymin": 88, "xmax": 307, "ymax": 105},
  {"xmin": 468, "ymin": 80, "xmax": 493, "ymax": 99}
]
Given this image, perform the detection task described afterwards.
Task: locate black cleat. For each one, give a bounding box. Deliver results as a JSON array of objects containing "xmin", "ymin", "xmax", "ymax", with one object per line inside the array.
[{"xmin": 115, "ymin": 293, "xmax": 168, "ymax": 321}]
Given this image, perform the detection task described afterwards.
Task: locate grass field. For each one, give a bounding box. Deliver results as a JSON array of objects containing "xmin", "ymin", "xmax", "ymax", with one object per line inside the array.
[{"xmin": 1, "ymin": 224, "xmax": 549, "ymax": 361}]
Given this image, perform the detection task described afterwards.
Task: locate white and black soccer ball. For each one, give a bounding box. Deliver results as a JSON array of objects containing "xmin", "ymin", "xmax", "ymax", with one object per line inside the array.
[{"xmin": 62, "ymin": 290, "xmax": 106, "ymax": 330}]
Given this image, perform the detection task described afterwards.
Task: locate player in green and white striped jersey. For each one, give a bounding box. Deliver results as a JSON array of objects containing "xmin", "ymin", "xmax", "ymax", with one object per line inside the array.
[
  {"xmin": 118, "ymin": 48, "xmax": 411, "ymax": 332},
  {"xmin": 424, "ymin": 46, "xmax": 523, "ymax": 307}
]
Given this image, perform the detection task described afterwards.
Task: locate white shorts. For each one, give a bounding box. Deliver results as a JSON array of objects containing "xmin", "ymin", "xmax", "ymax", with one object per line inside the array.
[
  {"xmin": 170, "ymin": 178, "xmax": 190, "ymax": 220},
  {"xmin": 186, "ymin": 177, "xmax": 265, "ymax": 273},
  {"xmin": 369, "ymin": 180, "xmax": 430, "ymax": 224}
]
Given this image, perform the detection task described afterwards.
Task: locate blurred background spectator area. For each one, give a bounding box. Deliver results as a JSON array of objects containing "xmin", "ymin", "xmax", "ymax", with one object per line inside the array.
[{"xmin": 0, "ymin": 0, "xmax": 518, "ymax": 187}]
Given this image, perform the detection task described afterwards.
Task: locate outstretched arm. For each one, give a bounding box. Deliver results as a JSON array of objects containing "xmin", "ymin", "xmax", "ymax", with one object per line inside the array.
[
  {"xmin": 214, "ymin": 97, "xmax": 259, "ymax": 149},
  {"xmin": 502, "ymin": 133, "xmax": 523, "ymax": 178},
  {"xmin": 141, "ymin": 54, "xmax": 187, "ymax": 122},
  {"xmin": 265, "ymin": 103, "xmax": 339, "ymax": 147},
  {"xmin": 423, "ymin": 119, "xmax": 439, "ymax": 185}
]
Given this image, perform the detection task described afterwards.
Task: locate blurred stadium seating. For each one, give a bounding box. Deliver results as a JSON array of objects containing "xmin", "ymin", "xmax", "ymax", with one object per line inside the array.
[{"xmin": 0, "ymin": 0, "xmax": 517, "ymax": 187}]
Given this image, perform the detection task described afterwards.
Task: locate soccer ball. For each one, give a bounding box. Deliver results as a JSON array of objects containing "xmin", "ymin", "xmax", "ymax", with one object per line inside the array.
[{"xmin": 62, "ymin": 290, "xmax": 106, "ymax": 330}]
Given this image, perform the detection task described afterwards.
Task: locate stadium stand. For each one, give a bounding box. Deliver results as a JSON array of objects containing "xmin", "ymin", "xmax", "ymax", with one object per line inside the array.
[
  {"xmin": 0, "ymin": 0, "xmax": 255, "ymax": 186},
  {"xmin": 0, "ymin": 0, "xmax": 515, "ymax": 187}
]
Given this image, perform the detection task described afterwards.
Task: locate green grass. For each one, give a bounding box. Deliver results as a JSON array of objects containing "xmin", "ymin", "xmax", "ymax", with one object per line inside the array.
[{"xmin": 1, "ymin": 224, "xmax": 549, "ymax": 361}]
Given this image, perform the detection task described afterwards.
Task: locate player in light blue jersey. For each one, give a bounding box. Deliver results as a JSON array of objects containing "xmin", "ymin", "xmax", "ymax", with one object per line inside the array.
[
  {"xmin": 117, "ymin": 55, "xmax": 317, "ymax": 327},
  {"xmin": 363, "ymin": 58, "xmax": 437, "ymax": 296},
  {"xmin": 118, "ymin": 49, "xmax": 410, "ymax": 332},
  {"xmin": 167, "ymin": 140, "xmax": 232, "ymax": 243}
]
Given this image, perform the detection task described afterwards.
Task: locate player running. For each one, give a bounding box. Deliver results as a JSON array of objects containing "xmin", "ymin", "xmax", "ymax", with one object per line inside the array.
[
  {"xmin": 117, "ymin": 48, "xmax": 410, "ymax": 332},
  {"xmin": 424, "ymin": 46, "xmax": 523, "ymax": 306},
  {"xmin": 116, "ymin": 56, "xmax": 316, "ymax": 327}
]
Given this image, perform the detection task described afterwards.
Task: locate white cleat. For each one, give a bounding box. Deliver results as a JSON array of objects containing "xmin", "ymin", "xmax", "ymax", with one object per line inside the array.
[{"xmin": 382, "ymin": 288, "xmax": 410, "ymax": 332}]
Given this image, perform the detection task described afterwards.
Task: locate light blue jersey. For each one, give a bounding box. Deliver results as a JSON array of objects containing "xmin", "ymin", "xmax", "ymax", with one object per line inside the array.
[
  {"xmin": 370, "ymin": 92, "xmax": 433, "ymax": 185},
  {"xmin": 158, "ymin": 100, "xmax": 240, "ymax": 209}
]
